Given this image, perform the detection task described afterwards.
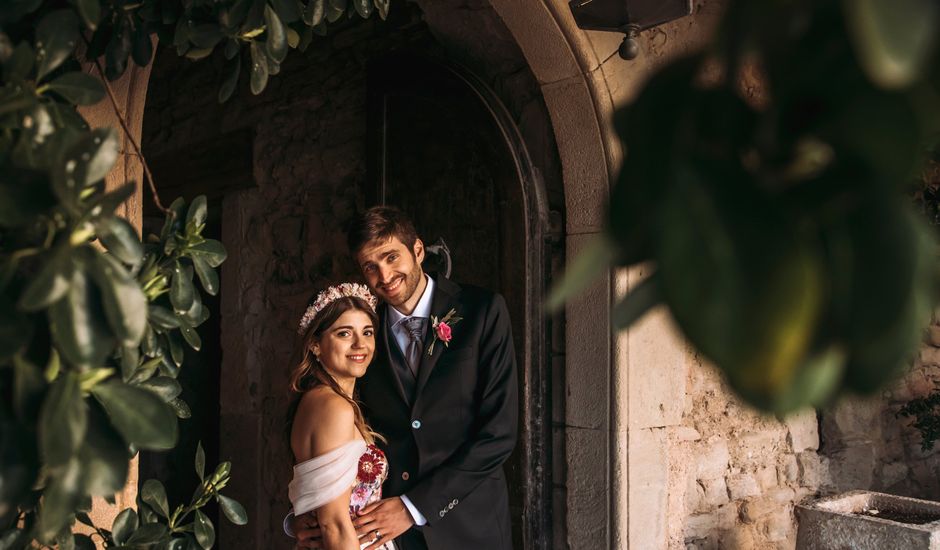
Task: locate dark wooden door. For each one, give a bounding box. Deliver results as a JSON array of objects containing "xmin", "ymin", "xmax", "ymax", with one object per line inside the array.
[{"xmin": 367, "ymin": 52, "xmax": 551, "ymax": 550}]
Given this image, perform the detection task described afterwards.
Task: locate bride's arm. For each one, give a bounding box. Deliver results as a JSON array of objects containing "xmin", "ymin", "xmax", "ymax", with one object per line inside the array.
[{"xmin": 291, "ymin": 389, "xmax": 361, "ymax": 550}]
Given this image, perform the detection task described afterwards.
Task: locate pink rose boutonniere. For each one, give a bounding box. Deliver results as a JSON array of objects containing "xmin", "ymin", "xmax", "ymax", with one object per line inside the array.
[{"xmin": 427, "ymin": 308, "xmax": 462, "ymax": 356}]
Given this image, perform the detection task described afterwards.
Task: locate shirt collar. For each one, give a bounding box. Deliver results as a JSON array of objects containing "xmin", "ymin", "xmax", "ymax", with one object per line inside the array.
[{"xmin": 388, "ymin": 275, "xmax": 435, "ymax": 326}]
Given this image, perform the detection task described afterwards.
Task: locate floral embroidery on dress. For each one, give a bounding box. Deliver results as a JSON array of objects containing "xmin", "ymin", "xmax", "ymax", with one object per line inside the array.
[{"xmin": 349, "ymin": 444, "xmax": 388, "ymax": 517}]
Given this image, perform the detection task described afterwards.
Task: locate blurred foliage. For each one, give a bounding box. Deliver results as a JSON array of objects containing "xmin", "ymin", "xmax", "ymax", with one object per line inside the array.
[
  {"xmin": 0, "ymin": 0, "xmax": 392, "ymax": 544},
  {"xmin": 552, "ymin": 0, "xmax": 940, "ymax": 413}
]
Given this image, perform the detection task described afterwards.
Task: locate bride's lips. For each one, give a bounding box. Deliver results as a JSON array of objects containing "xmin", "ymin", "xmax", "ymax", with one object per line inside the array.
[{"xmin": 347, "ymin": 354, "xmax": 368, "ymax": 363}]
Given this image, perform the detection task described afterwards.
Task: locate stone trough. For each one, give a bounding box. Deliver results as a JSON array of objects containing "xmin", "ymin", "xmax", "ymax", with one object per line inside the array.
[{"xmin": 796, "ymin": 491, "xmax": 940, "ymax": 549}]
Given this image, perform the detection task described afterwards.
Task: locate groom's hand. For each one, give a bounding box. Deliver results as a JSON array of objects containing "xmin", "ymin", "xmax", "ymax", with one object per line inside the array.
[
  {"xmin": 292, "ymin": 512, "xmax": 322, "ymax": 549},
  {"xmin": 354, "ymin": 497, "xmax": 414, "ymax": 549}
]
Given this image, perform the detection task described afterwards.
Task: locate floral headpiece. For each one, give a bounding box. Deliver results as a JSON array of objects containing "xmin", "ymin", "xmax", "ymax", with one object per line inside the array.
[{"xmin": 298, "ymin": 283, "xmax": 378, "ymax": 335}]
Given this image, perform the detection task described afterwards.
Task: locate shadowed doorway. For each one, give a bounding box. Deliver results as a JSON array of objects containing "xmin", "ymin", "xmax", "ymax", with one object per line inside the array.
[{"xmin": 367, "ymin": 52, "xmax": 552, "ymax": 550}]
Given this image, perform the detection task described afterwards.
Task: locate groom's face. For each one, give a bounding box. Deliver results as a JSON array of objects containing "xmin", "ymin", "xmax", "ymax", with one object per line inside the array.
[{"xmin": 356, "ymin": 236, "xmax": 425, "ymax": 308}]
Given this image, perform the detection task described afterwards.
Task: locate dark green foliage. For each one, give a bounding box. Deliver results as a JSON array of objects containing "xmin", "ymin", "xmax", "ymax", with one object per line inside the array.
[
  {"xmin": 551, "ymin": 0, "xmax": 940, "ymax": 413},
  {"xmin": 898, "ymin": 390, "xmax": 940, "ymax": 451}
]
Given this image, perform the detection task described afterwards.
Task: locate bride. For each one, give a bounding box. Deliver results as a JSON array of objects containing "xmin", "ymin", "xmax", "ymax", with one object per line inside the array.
[{"xmin": 288, "ymin": 283, "xmax": 395, "ymax": 550}]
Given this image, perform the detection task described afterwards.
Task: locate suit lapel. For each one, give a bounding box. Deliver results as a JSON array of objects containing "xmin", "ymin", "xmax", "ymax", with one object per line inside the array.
[
  {"xmin": 415, "ymin": 277, "xmax": 461, "ymax": 398},
  {"xmin": 377, "ymin": 303, "xmax": 409, "ymax": 406}
]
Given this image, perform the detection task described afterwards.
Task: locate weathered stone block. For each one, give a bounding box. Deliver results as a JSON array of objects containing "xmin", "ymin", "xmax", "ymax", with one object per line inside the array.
[
  {"xmin": 702, "ymin": 476, "xmax": 730, "ymax": 508},
  {"xmin": 697, "ymin": 439, "xmax": 730, "ymax": 481},
  {"xmin": 786, "ymin": 409, "xmax": 820, "ymax": 452},
  {"xmin": 728, "ymin": 473, "xmax": 761, "ymax": 500},
  {"xmin": 796, "ymin": 491, "xmax": 940, "ymax": 549},
  {"xmin": 780, "ymin": 454, "xmax": 800, "ymax": 485}
]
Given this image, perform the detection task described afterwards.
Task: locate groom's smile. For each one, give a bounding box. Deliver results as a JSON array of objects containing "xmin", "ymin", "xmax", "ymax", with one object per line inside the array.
[{"xmin": 356, "ymin": 236, "xmax": 427, "ymax": 313}]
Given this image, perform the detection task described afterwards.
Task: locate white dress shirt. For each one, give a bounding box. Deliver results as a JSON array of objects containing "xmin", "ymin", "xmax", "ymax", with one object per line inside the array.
[{"xmin": 386, "ymin": 275, "xmax": 434, "ymax": 527}]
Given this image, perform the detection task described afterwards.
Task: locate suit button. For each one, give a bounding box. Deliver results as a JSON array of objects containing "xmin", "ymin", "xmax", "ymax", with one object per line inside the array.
[
  {"xmin": 401, "ymin": 471, "xmax": 410, "ymax": 481},
  {"xmin": 411, "ymin": 420, "xmax": 421, "ymax": 429}
]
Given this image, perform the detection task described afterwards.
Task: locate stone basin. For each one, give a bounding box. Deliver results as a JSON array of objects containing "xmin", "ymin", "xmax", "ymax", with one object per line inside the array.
[{"xmin": 796, "ymin": 490, "xmax": 940, "ymax": 549}]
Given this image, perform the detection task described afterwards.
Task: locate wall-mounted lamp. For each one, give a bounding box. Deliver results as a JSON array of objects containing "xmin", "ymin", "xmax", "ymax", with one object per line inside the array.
[{"xmin": 568, "ymin": 0, "xmax": 693, "ymax": 60}]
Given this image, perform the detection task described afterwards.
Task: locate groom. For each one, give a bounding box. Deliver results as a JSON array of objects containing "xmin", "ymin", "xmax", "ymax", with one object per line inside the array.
[{"xmin": 294, "ymin": 206, "xmax": 518, "ymax": 550}]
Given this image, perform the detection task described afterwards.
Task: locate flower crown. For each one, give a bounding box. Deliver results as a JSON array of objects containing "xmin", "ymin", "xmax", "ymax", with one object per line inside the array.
[{"xmin": 298, "ymin": 283, "xmax": 378, "ymax": 335}]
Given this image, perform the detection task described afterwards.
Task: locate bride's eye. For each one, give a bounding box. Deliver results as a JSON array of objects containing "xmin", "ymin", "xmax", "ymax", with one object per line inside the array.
[
  {"xmin": 337, "ymin": 330, "xmax": 351, "ymax": 337},
  {"xmin": 363, "ymin": 329, "xmax": 374, "ymax": 337}
]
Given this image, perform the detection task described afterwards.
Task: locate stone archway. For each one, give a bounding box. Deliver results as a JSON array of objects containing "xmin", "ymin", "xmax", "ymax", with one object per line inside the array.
[{"xmin": 108, "ymin": 1, "xmax": 621, "ymax": 548}]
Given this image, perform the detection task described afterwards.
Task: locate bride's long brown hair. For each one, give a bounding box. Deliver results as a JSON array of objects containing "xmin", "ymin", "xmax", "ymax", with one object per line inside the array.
[{"xmin": 288, "ymin": 295, "xmax": 383, "ymax": 450}]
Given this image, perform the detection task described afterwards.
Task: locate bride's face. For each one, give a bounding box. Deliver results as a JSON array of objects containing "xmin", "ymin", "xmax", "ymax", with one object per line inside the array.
[{"xmin": 314, "ymin": 309, "xmax": 376, "ymax": 382}]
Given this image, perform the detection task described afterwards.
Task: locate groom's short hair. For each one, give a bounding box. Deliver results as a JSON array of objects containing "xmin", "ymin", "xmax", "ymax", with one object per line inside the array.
[{"xmin": 348, "ymin": 206, "xmax": 419, "ymax": 255}]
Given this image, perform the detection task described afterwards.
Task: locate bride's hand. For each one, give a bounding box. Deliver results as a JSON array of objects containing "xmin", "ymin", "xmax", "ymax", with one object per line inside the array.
[
  {"xmin": 354, "ymin": 497, "xmax": 413, "ymax": 549},
  {"xmin": 293, "ymin": 512, "xmax": 323, "ymax": 549}
]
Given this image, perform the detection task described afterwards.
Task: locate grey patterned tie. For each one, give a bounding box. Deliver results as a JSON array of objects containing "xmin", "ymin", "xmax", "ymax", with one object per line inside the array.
[{"xmin": 402, "ymin": 317, "xmax": 425, "ymax": 377}]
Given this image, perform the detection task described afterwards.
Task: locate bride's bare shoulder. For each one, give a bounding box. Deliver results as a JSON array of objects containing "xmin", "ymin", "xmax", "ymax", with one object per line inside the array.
[{"xmin": 291, "ymin": 387, "xmax": 357, "ymax": 460}]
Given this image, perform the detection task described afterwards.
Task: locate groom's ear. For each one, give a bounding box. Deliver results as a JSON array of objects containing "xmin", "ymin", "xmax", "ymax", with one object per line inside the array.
[{"xmin": 413, "ymin": 238, "xmax": 425, "ymax": 264}]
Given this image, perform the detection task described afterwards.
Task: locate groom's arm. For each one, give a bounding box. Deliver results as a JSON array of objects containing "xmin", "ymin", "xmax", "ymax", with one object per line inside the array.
[{"xmin": 404, "ymin": 294, "xmax": 518, "ymax": 524}]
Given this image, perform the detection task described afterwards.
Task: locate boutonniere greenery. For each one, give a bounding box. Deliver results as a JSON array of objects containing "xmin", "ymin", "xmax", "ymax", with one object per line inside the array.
[{"xmin": 428, "ymin": 308, "xmax": 462, "ymax": 356}]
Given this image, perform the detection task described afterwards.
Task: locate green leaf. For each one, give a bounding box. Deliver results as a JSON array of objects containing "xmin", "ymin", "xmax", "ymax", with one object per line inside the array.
[
  {"xmin": 844, "ymin": 0, "xmax": 938, "ymax": 89},
  {"xmin": 353, "ymin": 0, "xmax": 372, "ymax": 18},
  {"xmin": 218, "ymin": 494, "xmax": 248, "ymax": 525},
  {"xmin": 180, "ymin": 324, "xmax": 202, "ymax": 351},
  {"xmin": 186, "ymin": 195, "xmax": 208, "ymax": 228},
  {"xmin": 546, "ymin": 234, "xmax": 616, "ymax": 312},
  {"xmin": 219, "ymin": 56, "xmax": 241, "ymax": 103},
  {"xmin": 611, "ymin": 272, "xmax": 662, "ymax": 330},
  {"xmin": 37, "ymin": 458, "xmax": 83, "ymax": 542},
  {"xmin": 272, "ymin": 0, "xmax": 302, "ymax": 23},
  {"xmin": 105, "ymin": 20, "xmax": 132, "ymax": 80},
  {"xmin": 91, "ymin": 380, "xmax": 178, "ymax": 450},
  {"xmin": 326, "ymin": 0, "xmax": 345, "ymax": 23},
  {"xmin": 139, "ymin": 376, "xmax": 183, "ymax": 402},
  {"xmin": 13, "ymin": 354, "xmax": 46, "ymax": 419},
  {"xmin": 0, "ymin": 297, "xmax": 31, "ymax": 361},
  {"xmin": 54, "ymin": 128, "xmax": 119, "ymax": 200},
  {"xmin": 6, "ymin": 41, "xmax": 35, "ymax": 80},
  {"xmin": 195, "ymin": 441, "xmax": 205, "ymax": 480},
  {"xmin": 96, "ymin": 216, "xmax": 144, "ymax": 267},
  {"xmin": 194, "ymin": 510, "xmax": 215, "ymax": 549},
  {"xmin": 192, "ymin": 255, "xmax": 219, "ymax": 296},
  {"xmin": 170, "ymin": 261, "xmax": 195, "ymax": 313},
  {"xmin": 132, "ymin": 23, "xmax": 154, "ymax": 67},
  {"xmin": 39, "ymin": 372, "xmax": 86, "ymax": 467},
  {"xmin": 128, "ymin": 356, "xmax": 162, "ymax": 385},
  {"xmin": 188, "ymin": 24, "xmax": 224, "ymax": 49},
  {"xmin": 55, "ymin": 528, "xmax": 75, "ymax": 550},
  {"xmin": 188, "ymin": 239, "xmax": 228, "ymax": 267},
  {"xmin": 45, "ymin": 72, "xmax": 105, "ymax": 105},
  {"xmin": 87, "ymin": 248, "xmax": 147, "ymax": 346},
  {"xmin": 77, "ymin": 409, "xmax": 129, "ymax": 495},
  {"xmin": 304, "ymin": 0, "xmax": 325, "ymax": 26},
  {"xmin": 18, "ymin": 244, "xmax": 74, "ymax": 311},
  {"xmin": 111, "ymin": 508, "xmax": 138, "ymax": 546},
  {"xmin": 120, "ymin": 345, "xmax": 139, "ymax": 382},
  {"xmin": 149, "ymin": 305, "xmax": 180, "ymax": 330},
  {"xmin": 248, "ymin": 41, "xmax": 268, "ymax": 95},
  {"xmin": 168, "ymin": 330, "xmax": 184, "ymax": 366},
  {"xmin": 168, "ymin": 397, "xmax": 192, "ymax": 419},
  {"xmin": 374, "ymin": 0, "xmax": 390, "ymax": 20},
  {"xmin": 75, "ymin": 0, "xmax": 101, "ymax": 30},
  {"xmin": 264, "ymin": 6, "xmax": 288, "ymax": 63},
  {"xmin": 125, "ymin": 522, "xmax": 168, "ymax": 545},
  {"xmin": 140, "ymin": 479, "xmax": 170, "ymax": 518},
  {"xmin": 36, "ymin": 10, "xmax": 80, "ymax": 80},
  {"xmin": 48, "ymin": 263, "xmax": 115, "ymax": 367}
]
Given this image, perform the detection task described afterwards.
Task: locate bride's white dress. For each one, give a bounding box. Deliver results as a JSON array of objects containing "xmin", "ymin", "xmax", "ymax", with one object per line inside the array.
[{"xmin": 289, "ymin": 439, "xmax": 396, "ymax": 550}]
